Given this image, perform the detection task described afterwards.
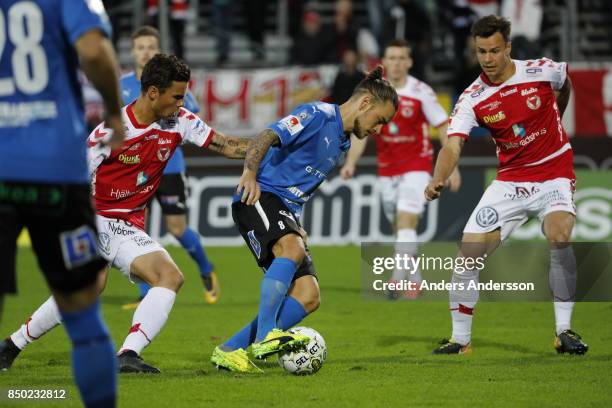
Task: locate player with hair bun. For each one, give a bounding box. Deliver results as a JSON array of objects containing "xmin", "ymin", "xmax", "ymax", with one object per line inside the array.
[{"xmin": 211, "ymin": 66, "xmax": 399, "ymax": 372}]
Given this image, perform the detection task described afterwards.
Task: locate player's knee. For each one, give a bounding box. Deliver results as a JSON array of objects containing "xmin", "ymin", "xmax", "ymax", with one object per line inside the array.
[
  {"xmin": 303, "ymin": 291, "xmax": 320, "ymax": 313},
  {"xmin": 166, "ymin": 221, "xmax": 186, "ymax": 238},
  {"xmin": 274, "ymin": 234, "xmax": 306, "ymax": 264},
  {"xmin": 156, "ymin": 264, "xmax": 184, "ymax": 291},
  {"xmin": 547, "ymin": 230, "xmax": 571, "ymax": 243}
]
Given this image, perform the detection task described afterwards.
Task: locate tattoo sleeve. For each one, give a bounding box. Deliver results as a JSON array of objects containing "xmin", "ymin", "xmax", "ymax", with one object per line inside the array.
[
  {"xmin": 208, "ymin": 133, "xmax": 250, "ymax": 159},
  {"xmin": 244, "ymin": 129, "xmax": 280, "ymax": 171}
]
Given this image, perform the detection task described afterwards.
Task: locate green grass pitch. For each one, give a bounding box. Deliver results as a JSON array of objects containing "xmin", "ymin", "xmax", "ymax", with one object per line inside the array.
[{"xmin": 2, "ymin": 246, "xmax": 611, "ymax": 407}]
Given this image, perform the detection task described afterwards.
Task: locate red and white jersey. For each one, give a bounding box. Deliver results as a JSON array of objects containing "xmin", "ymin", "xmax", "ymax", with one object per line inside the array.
[
  {"xmin": 374, "ymin": 75, "xmax": 448, "ymax": 176},
  {"xmin": 88, "ymin": 103, "xmax": 214, "ymax": 229},
  {"xmin": 448, "ymin": 58, "xmax": 574, "ymax": 182}
]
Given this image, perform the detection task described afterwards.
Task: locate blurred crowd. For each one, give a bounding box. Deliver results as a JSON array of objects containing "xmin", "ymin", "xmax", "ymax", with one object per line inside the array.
[{"xmin": 101, "ymin": 0, "xmax": 548, "ymax": 100}]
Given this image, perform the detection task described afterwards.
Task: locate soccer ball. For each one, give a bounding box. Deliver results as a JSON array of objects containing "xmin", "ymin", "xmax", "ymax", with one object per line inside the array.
[{"xmin": 278, "ymin": 327, "xmax": 327, "ymax": 375}]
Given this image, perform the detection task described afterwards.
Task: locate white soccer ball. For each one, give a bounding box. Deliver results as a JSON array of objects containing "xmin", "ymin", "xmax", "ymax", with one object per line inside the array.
[{"xmin": 278, "ymin": 327, "xmax": 327, "ymax": 375}]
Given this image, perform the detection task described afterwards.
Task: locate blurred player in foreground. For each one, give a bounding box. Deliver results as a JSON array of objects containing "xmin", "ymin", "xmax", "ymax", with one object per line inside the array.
[
  {"xmin": 341, "ymin": 39, "xmax": 460, "ymax": 299},
  {"xmin": 121, "ymin": 26, "xmax": 220, "ymax": 309},
  {"xmin": 0, "ymin": 0, "xmax": 122, "ymax": 406},
  {"xmin": 0, "ymin": 54, "xmax": 249, "ymax": 374},
  {"xmin": 211, "ymin": 66, "xmax": 398, "ymax": 372},
  {"xmin": 425, "ymin": 15, "xmax": 588, "ymax": 355}
]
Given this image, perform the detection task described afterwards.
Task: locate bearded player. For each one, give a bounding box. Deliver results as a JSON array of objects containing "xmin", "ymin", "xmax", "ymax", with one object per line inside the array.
[
  {"xmin": 341, "ymin": 39, "xmax": 460, "ymax": 298},
  {"xmin": 425, "ymin": 15, "xmax": 588, "ymax": 355}
]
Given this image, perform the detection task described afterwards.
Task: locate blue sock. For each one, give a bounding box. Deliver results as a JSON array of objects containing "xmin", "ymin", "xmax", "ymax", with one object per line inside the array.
[
  {"xmin": 222, "ymin": 296, "xmax": 307, "ymax": 351},
  {"xmin": 223, "ymin": 317, "xmax": 258, "ymax": 351},
  {"xmin": 138, "ymin": 283, "xmax": 150, "ymax": 298},
  {"xmin": 177, "ymin": 227, "xmax": 213, "ymax": 278},
  {"xmin": 60, "ymin": 301, "xmax": 116, "ymax": 408},
  {"xmin": 277, "ymin": 296, "xmax": 307, "ymax": 330},
  {"xmin": 255, "ymin": 258, "xmax": 297, "ymax": 342}
]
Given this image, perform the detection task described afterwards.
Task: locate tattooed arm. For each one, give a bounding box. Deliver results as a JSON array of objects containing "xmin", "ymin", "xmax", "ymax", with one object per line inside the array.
[
  {"xmin": 207, "ymin": 131, "xmax": 250, "ymax": 159},
  {"xmin": 237, "ymin": 129, "xmax": 280, "ymax": 205}
]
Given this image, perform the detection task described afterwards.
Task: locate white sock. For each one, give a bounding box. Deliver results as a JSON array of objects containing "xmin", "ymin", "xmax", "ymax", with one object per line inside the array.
[
  {"xmin": 554, "ymin": 301, "xmax": 574, "ymax": 335},
  {"xmin": 549, "ymin": 246, "xmax": 577, "ymax": 335},
  {"xmin": 119, "ymin": 287, "xmax": 176, "ymax": 355},
  {"xmin": 10, "ymin": 296, "xmax": 61, "ymax": 350},
  {"xmin": 393, "ymin": 228, "xmax": 420, "ymax": 282},
  {"xmin": 449, "ymin": 268, "xmax": 479, "ymax": 345}
]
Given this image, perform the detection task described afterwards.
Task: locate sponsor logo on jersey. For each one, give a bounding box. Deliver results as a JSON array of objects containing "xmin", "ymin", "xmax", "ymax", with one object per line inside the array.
[
  {"xmin": 526, "ymin": 95, "xmax": 541, "ymax": 110},
  {"xmin": 281, "ymin": 115, "xmax": 304, "ymax": 136},
  {"xmin": 475, "ymin": 206, "xmax": 499, "ymax": 228},
  {"xmin": 480, "ymin": 100, "xmax": 502, "ymax": 111},
  {"xmin": 305, "ymin": 165, "xmax": 327, "ymax": 179},
  {"xmin": 298, "ymin": 110, "xmax": 310, "ymax": 120},
  {"xmin": 470, "ymin": 86, "xmax": 485, "ymax": 98},
  {"xmin": 158, "ymin": 138, "xmax": 173, "ymax": 145},
  {"xmin": 387, "ymin": 122, "xmax": 399, "ymax": 134},
  {"xmin": 526, "ymin": 67, "xmax": 543, "ymax": 75},
  {"xmin": 483, "ymin": 111, "xmax": 506, "ymax": 124},
  {"xmin": 128, "ymin": 143, "xmax": 141, "ymax": 151},
  {"xmin": 136, "ymin": 171, "xmax": 148, "ymax": 186},
  {"xmin": 108, "ymin": 222, "xmax": 135, "ymax": 236},
  {"xmin": 59, "ymin": 225, "xmax": 99, "ymax": 269},
  {"xmin": 132, "ymin": 236, "xmax": 156, "ymax": 247},
  {"xmin": 157, "ymin": 147, "xmax": 171, "ymax": 161},
  {"xmin": 501, "ymin": 127, "xmax": 546, "ymax": 150},
  {"xmin": 521, "ymin": 87, "xmax": 538, "ymax": 96},
  {"xmin": 500, "ymin": 87, "xmax": 517, "ymax": 97},
  {"xmin": 118, "ymin": 153, "xmax": 140, "ymax": 165},
  {"xmin": 144, "ymin": 133, "xmax": 159, "ymax": 141},
  {"xmin": 110, "ymin": 188, "xmax": 134, "ymax": 198},
  {"xmin": 512, "ymin": 123, "xmax": 526, "ymax": 137},
  {"xmin": 504, "ymin": 186, "xmax": 541, "ymax": 200},
  {"xmin": 287, "ymin": 186, "xmax": 305, "ymax": 198}
]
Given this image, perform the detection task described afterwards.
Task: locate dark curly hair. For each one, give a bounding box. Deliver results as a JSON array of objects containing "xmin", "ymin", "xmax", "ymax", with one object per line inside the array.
[
  {"xmin": 140, "ymin": 54, "xmax": 190, "ymax": 94},
  {"xmin": 351, "ymin": 65, "xmax": 399, "ymax": 110}
]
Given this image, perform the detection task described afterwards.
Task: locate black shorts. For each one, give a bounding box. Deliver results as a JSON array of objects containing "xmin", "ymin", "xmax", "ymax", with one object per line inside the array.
[
  {"xmin": 155, "ymin": 173, "xmax": 188, "ymax": 215},
  {"xmin": 232, "ymin": 192, "xmax": 317, "ymax": 281},
  {"xmin": 0, "ymin": 182, "xmax": 107, "ymax": 295}
]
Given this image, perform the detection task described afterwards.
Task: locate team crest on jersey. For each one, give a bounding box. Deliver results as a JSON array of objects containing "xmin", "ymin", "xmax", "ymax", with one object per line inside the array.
[
  {"xmin": 247, "ymin": 230, "xmax": 261, "ymax": 259},
  {"xmin": 59, "ymin": 225, "xmax": 99, "ymax": 269},
  {"xmin": 526, "ymin": 95, "xmax": 541, "ymax": 110},
  {"xmin": 475, "ymin": 206, "xmax": 499, "ymax": 228},
  {"xmin": 157, "ymin": 147, "xmax": 171, "ymax": 161},
  {"xmin": 281, "ymin": 115, "xmax": 304, "ymax": 136}
]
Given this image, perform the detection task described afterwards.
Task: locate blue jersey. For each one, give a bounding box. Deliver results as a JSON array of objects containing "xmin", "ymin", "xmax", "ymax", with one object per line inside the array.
[
  {"xmin": 255, "ymin": 102, "xmax": 349, "ymax": 217},
  {"xmin": 119, "ymin": 71, "xmax": 200, "ymax": 175},
  {"xmin": 0, "ymin": 0, "xmax": 110, "ymax": 183}
]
